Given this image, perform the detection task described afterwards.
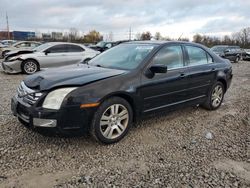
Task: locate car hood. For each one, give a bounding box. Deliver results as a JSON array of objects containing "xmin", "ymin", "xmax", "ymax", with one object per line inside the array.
[
  {"xmin": 24, "ymin": 64, "xmax": 127, "ymax": 91},
  {"xmin": 5, "ymin": 49, "xmax": 34, "ymax": 58}
]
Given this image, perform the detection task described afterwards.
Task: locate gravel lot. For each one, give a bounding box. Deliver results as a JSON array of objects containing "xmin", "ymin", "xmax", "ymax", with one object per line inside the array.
[{"xmin": 0, "ymin": 61, "xmax": 249, "ymax": 188}]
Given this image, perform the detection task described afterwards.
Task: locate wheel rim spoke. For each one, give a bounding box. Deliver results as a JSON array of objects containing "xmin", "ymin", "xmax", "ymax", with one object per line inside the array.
[
  {"xmin": 107, "ymin": 127, "xmax": 114, "ymax": 138},
  {"xmin": 120, "ymin": 113, "xmax": 128, "ymax": 121},
  {"xmin": 103, "ymin": 126, "xmax": 112, "ymax": 137}
]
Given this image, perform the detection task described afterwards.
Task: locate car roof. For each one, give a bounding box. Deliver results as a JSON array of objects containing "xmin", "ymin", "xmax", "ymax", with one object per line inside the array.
[
  {"xmin": 46, "ymin": 42, "xmax": 83, "ymax": 46},
  {"xmin": 125, "ymin": 40, "xmax": 206, "ymax": 47}
]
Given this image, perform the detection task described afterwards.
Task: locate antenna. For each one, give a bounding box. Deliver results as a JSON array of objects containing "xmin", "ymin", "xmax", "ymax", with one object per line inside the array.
[
  {"xmin": 129, "ymin": 27, "xmax": 132, "ymax": 40},
  {"xmin": 6, "ymin": 12, "xmax": 10, "ymax": 39},
  {"xmin": 178, "ymin": 33, "xmax": 183, "ymax": 41}
]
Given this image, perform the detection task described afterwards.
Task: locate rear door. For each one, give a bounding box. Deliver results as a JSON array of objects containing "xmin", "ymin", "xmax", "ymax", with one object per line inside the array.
[
  {"xmin": 139, "ymin": 44, "xmax": 189, "ymax": 113},
  {"xmin": 65, "ymin": 44, "xmax": 85, "ymax": 65},
  {"xmin": 184, "ymin": 45, "xmax": 216, "ymax": 99}
]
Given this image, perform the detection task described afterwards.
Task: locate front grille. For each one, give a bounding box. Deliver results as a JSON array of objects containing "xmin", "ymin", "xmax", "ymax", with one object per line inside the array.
[{"xmin": 17, "ymin": 82, "xmax": 42, "ymax": 105}]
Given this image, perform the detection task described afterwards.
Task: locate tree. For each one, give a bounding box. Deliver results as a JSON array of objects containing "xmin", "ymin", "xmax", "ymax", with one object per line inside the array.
[
  {"xmin": 141, "ymin": 31, "xmax": 152, "ymax": 40},
  {"xmin": 154, "ymin": 32, "xmax": 162, "ymax": 40},
  {"xmin": 233, "ymin": 27, "xmax": 250, "ymax": 48},
  {"xmin": 193, "ymin": 34, "xmax": 203, "ymax": 44},
  {"xmin": 83, "ymin": 30, "xmax": 103, "ymax": 43}
]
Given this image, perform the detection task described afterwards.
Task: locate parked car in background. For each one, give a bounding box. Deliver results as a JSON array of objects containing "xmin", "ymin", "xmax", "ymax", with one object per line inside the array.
[
  {"xmin": 242, "ymin": 49, "xmax": 250, "ymax": 61},
  {"xmin": 89, "ymin": 40, "xmax": 130, "ymax": 52},
  {"xmin": 211, "ymin": 45, "xmax": 243, "ymax": 63},
  {"xmin": 0, "ymin": 41, "xmax": 41, "ymax": 58},
  {"xmin": 0, "ymin": 40, "xmax": 16, "ymax": 48},
  {"xmin": 89, "ymin": 41, "xmax": 115, "ymax": 52},
  {"xmin": 11, "ymin": 41, "xmax": 233, "ymax": 144},
  {"xmin": 2, "ymin": 42, "xmax": 100, "ymax": 74}
]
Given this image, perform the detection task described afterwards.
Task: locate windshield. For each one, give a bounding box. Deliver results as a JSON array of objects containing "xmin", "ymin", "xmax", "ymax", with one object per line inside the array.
[
  {"xmin": 33, "ymin": 43, "xmax": 52, "ymax": 52},
  {"xmin": 211, "ymin": 46, "xmax": 227, "ymax": 52},
  {"xmin": 89, "ymin": 43, "xmax": 157, "ymax": 70},
  {"xmin": 96, "ymin": 41, "xmax": 106, "ymax": 48}
]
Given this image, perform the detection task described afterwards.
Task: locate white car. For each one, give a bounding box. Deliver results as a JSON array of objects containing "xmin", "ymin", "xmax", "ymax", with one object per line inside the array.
[
  {"xmin": 0, "ymin": 41, "xmax": 41, "ymax": 58},
  {"xmin": 2, "ymin": 42, "xmax": 100, "ymax": 74}
]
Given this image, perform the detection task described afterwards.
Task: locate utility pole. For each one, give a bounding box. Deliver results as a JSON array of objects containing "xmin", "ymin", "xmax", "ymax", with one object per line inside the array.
[
  {"xmin": 129, "ymin": 27, "xmax": 132, "ymax": 40},
  {"xmin": 6, "ymin": 12, "xmax": 10, "ymax": 39}
]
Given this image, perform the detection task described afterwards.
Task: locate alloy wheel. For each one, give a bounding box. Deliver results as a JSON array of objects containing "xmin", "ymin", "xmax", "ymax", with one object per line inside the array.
[
  {"xmin": 100, "ymin": 104, "xmax": 129, "ymax": 139},
  {"xmin": 24, "ymin": 61, "xmax": 37, "ymax": 74},
  {"xmin": 211, "ymin": 85, "xmax": 223, "ymax": 108}
]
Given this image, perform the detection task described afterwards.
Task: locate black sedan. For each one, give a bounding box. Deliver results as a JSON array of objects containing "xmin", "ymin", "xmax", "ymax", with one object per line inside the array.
[{"xmin": 11, "ymin": 41, "xmax": 233, "ymax": 144}]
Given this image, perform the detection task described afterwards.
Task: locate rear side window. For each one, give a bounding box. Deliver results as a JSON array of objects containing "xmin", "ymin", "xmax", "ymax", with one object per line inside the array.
[
  {"xmin": 47, "ymin": 45, "xmax": 67, "ymax": 53},
  {"xmin": 30, "ymin": 43, "xmax": 40, "ymax": 48},
  {"xmin": 16, "ymin": 42, "xmax": 30, "ymax": 48},
  {"xmin": 152, "ymin": 45, "xmax": 184, "ymax": 69},
  {"xmin": 66, "ymin": 44, "xmax": 84, "ymax": 52},
  {"xmin": 186, "ymin": 46, "xmax": 212, "ymax": 66}
]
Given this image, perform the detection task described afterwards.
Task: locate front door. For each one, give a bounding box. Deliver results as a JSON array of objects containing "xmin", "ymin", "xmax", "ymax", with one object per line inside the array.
[
  {"xmin": 39, "ymin": 44, "xmax": 69, "ymax": 68},
  {"xmin": 139, "ymin": 45, "xmax": 189, "ymax": 113}
]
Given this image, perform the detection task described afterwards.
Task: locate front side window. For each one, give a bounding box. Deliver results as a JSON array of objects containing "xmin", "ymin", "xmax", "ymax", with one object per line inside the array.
[
  {"xmin": 89, "ymin": 44, "xmax": 157, "ymax": 70},
  {"xmin": 186, "ymin": 46, "xmax": 211, "ymax": 66},
  {"xmin": 47, "ymin": 45, "xmax": 67, "ymax": 53},
  {"xmin": 151, "ymin": 45, "xmax": 184, "ymax": 69},
  {"xmin": 30, "ymin": 43, "xmax": 40, "ymax": 48}
]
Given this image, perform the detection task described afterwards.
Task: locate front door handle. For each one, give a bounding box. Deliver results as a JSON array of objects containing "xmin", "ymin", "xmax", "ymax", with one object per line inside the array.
[{"xmin": 179, "ymin": 72, "xmax": 185, "ymax": 78}]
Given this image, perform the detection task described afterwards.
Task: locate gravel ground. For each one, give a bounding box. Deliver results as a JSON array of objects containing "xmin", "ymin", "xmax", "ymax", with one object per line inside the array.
[{"xmin": 0, "ymin": 61, "xmax": 249, "ymax": 188}]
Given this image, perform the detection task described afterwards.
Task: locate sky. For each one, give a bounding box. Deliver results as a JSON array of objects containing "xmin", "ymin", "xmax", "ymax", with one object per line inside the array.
[{"xmin": 0, "ymin": 0, "xmax": 249, "ymax": 40}]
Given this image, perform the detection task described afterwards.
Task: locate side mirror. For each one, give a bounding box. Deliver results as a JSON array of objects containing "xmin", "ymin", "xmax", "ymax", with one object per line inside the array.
[
  {"xmin": 224, "ymin": 49, "xmax": 230, "ymax": 53},
  {"xmin": 44, "ymin": 50, "xmax": 50, "ymax": 55},
  {"xmin": 150, "ymin": 64, "xmax": 168, "ymax": 73},
  {"xmin": 82, "ymin": 58, "xmax": 92, "ymax": 64},
  {"xmin": 145, "ymin": 64, "xmax": 168, "ymax": 78}
]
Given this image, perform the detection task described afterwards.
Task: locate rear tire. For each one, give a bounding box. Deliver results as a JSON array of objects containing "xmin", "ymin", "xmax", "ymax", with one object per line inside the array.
[
  {"xmin": 21, "ymin": 59, "xmax": 39, "ymax": 74},
  {"xmin": 234, "ymin": 56, "xmax": 240, "ymax": 63},
  {"xmin": 90, "ymin": 97, "xmax": 133, "ymax": 144},
  {"xmin": 202, "ymin": 81, "xmax": 225, "ymax": 110}
]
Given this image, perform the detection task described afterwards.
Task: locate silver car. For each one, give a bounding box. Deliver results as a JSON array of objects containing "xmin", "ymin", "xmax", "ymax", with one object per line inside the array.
[
  {"xmin": 2, "ymin": 42, "xmax": 100, "ymax": 74},
  {"xmin": 0, "ymin": 41, "xmax": 41, "ymax": 58}
]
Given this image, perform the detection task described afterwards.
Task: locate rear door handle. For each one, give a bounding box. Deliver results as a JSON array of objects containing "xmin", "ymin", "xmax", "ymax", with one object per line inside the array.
[{"xmin": 179, "ymin": 72, "xmax": 185, "ymax": 78}]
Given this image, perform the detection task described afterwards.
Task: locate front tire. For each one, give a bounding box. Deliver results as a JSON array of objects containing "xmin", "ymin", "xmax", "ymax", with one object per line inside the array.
[
  {"xmin": 2, "ymin": 50, "xmax": 10, "ymax": 58},
  {"xmin": 21, "ymin": 59, "xmax": 39, "ymax": 74},
  {"xmin": 90, "ymin": 97, "xmax": 133, "ymax": 144},
  {"xmin": 202, "ymin": 81, "xmax": 225, "ymax": 110}
]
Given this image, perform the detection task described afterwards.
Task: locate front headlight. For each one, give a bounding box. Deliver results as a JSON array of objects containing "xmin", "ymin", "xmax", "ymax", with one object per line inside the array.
[
  {"xmin": 42, "ymin": 87, "xmax": 77, "ymax": 110},
  {"xmin": 7, "ymin": 56, "xmax": 21, "ymax": 62}
]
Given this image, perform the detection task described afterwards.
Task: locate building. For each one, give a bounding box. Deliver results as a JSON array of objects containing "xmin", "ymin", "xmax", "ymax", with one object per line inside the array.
[
  {"xmin": 52, "ymin": 32, "xmax": 63, "ymax": 40},
  {"xmin": 12, "ymin": 31, "xmax": 35, "ymax": 40},
  {"xmin": 0, "ymin": 31, "xmax": 13, "ymax": 40},
  {"xmin": 42, "ymin": 33, "xmax": 52, "ymax": 41}
]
